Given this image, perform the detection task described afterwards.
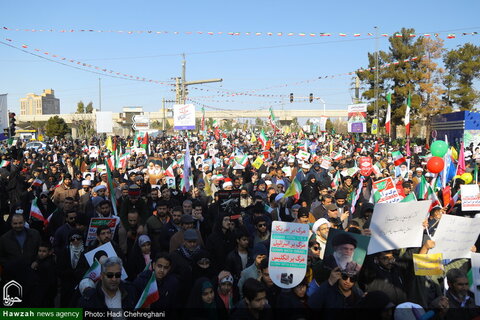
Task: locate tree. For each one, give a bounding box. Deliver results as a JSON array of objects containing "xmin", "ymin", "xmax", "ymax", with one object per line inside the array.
[
  {"xmin": 206, "ymin": 117, "xmax": 214, "ymax": 129},
  {"xmin": 76, "ymin": 101, "xmax": 85, "ymax": 114},
  {"xmin": 443, "ymin": 43, "xmax": 480, "ymax": 110},
  {"xmin": 326, "ymin": 118, "xmax": 334, "ymax": 132},
  {"xmin": 46, "ymin": 116, "xmax": 70, "ymax": 138},
  {"xmin": 357, "ymin": 28, "xmax": 433, "ymax": 137},
  {"xmin": 255, "ymin": 117, "xmax": 264, "ymax": 128},
  {"xmin": 86, "ymin": 102, "xmax": 94, "ymax": 113}
]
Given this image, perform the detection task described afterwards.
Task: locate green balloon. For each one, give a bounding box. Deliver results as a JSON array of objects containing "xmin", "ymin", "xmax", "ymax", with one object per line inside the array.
[{"xmin": 431, "ymin": 140, "xmax": 448, "ymax": 157}]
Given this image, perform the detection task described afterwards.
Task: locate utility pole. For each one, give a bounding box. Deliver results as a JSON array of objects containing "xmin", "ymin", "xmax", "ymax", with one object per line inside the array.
[
  {"xmin": 99, "ymin": 78, "xmax": 102, "ymax": 111},
  {"xmin": 374, "ymin": 26, "xmax": 379, "ymax": 136},
  {"xmin": 175, "ymin": 54, "xmax": 222, "ymax": 104}
]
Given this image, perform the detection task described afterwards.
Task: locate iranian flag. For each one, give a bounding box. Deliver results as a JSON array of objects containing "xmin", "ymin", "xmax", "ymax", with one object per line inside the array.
[
  {"xmin": 31, "ymin": 178, "xmax": 43, "ymax": 187},
  {"xmin": 235, "ymin": 155, "xmax": 249, "ymax": 167},
  {"xmin": 282, "ymin": 177, "xmax": 302, "ymax": 201},
  {"xmin": 90, "ymin": 163, "xmax": 97, "ymax": 172},
  {"xmin": 83, "ymin": 258, "xmax": 101, "ymax": 282},
  {"xmin": 140, "ymin": 132, "xmax": 149, "ymax": 155},
  {"xmin": 164, "ymin": 165, "xmax": 174, "ymax": 177},
  {"xmin": 104, "ymin": 159, "xmax": 118, "ymax": 216},
  {"xmin": 0, "ymin": 160, "xmax": 10, "ymax": 167},
  {"xmin": 201, "ymin": 106, "xmax": 205, "ymax": 131},
  {"xmin": 416, "ymin": 176, "xmax": 428, "ymax": 200},
  {"xmin": 392, "ymin": 151, "xmax": 406, "ymax": 167},
  {"xmin": 135, "ymin": 272, "xmax": 159, "ymax": 310},
  {"xmin": 331, "ymin": 171, "xmax": 341, "ymax": 189},
  {"xmin": 385, "ymin": 93, "xmax": 392, "ymax": 136},
  {"xmin": 426, "ymin": 184, "xmax": 441, "ymax": 209},
  {"xmin": 212, "ymin": 119, "xmax": 219, "ymax": 129},
  {"xmin": 268, "ymin": 107, "xmax": 279, "ymax": 133},
  {"xmin": 118, "ymin": 153, "xmax": 130, "ymax": 169},
  {"xmin": 259, "ymin": 129, "xmax": 268, "ymax": 149},
  {"xmin": 55, "ymin": 179, "xmax": 63, "ymax": 188},
  {"xmin": 405, "ymin": 93, "xmax": 411, "ymax": 136},
  {"xmin": 30, "ymin": 198, "xmax": 47, "ymax": 226},
  {"xmin": 350, "ymin": 178, "xmax": 364, "ymax": 214},
  {"xmin": 401, "ymin": 193, "xmax": 417, "ymax": 202}
]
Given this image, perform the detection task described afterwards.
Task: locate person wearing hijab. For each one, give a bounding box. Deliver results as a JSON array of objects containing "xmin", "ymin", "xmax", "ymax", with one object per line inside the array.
[
  {"xmin": 184, "ymin": 277, "xmax": 227, "ymax": 320},
  {"xmin": 56, "ymin": 229, "xmax": 88, "ymax": 307},
  {"xmin": 191, "ymin": 250, "xmax": 216, "ymax": 283}
]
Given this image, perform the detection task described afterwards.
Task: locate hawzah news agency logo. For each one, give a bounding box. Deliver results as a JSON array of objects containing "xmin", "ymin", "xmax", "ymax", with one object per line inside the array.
[{"xmin": 3, "ymin": 280, "xmax": 22, "ymax": 306}]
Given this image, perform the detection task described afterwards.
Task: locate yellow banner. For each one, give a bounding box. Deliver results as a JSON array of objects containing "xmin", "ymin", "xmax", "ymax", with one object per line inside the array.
[
  {"xmin": 252, "ymin": 156, "xmax": 264, "ymax": 169},
  {"xmin": 371, "ymin": 119, "xmax": 378, "ymax": 134},
  {"xmin": 413, "ymin": 253, "xmax": 443, "ymax": 276}
]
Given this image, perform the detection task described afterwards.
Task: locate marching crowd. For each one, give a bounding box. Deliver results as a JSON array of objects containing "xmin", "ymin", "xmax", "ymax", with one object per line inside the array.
[{"xmin": 0, "ymin": 130, "xmax": 479, "ymax": 320}]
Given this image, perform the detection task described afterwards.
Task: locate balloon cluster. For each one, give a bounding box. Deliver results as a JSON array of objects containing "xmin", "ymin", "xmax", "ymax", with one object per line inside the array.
[{"xmin": 426, "ymin": 140, "xmax": 448, "ymax": 174}]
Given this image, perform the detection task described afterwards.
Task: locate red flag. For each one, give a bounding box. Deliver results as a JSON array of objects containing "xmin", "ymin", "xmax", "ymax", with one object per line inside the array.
[
  {"xmin": 374, "ymin": 141, "xmax": 379, "ymax": 153},
  {"xmin": 442, "ymin": 186, "xmax": 452, "ymax": 208},
  {"xmin": 406, "ymin": 138, "xmax": 411, "ymax": 157},
  {"xmin": 396, "ymin": 180, "xmax": 406, "ymax": 198}
]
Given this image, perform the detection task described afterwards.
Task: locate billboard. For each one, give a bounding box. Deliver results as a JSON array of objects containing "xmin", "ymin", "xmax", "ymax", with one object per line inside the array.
[
  {"xmin": 96, "ymin": 111, "xmax": 113, "ymax": 133},
  {"xmin": 347, "ymin": 103, "xmax": 367, "ymax": 133},
  {"xmin": 173, "ymin": 104, "xmax": 196, "ymax": 130}
]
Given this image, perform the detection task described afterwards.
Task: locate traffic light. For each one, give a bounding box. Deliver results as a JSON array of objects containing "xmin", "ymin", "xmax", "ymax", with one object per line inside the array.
[
  {"xmin": 9, "ymin": 112, "xmax": 16, "ymax": 137},
  {"xmin": 309, "ymin": 93, "xmax": 314, "ymax": 103},
  {"xmin": 289, "ymin": 93, "xmax": 294, "ymax": 103}
]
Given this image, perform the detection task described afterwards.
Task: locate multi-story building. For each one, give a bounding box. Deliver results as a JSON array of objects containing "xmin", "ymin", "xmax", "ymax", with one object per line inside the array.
[{"xmin": 20, "ymin": 89, "xmax": 60, "ymax": 115}]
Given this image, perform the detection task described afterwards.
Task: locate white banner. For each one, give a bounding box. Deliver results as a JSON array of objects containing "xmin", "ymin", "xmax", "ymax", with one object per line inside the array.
[
  {"xmin": 430, "ymin": 215, "xmax": 480, "ymax": 260},
  {"xmin": 0, "ymin": 94, "xmax": 8, "ymax": 131},
  {"xmin": 461, "ymin": 184, "xmax": 480, "ymax": 211},
  {"xmin": 173, "ymin": 104, "xmax": 196, "ymax": 130},
  {"xmin": 470, "ymin": 253, "xmax": 480, "ymax": 306},
  {"xmin": 367, "ymin": 201, "xmax": 431, "ymax": 255},
  {"xmin": 96, "ymin": 111, "xmax": 113, "ymax": 133},
  {"xmin": 268, "ymin": 221, "xmax": 309, "ymax": 289},
  {"xmin": 319, "ymin": 116, "xmax": 328, "ymax": 132}
]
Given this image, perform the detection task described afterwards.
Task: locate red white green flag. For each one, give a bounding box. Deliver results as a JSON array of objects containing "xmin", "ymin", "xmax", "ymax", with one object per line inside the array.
[
  {"xmin": 405, "ymin": 93, "xmax": 411, "ymax": 136},
  {"xmin": 385, "ymin": 93, "xmax": 391, "ymax": 136},
  {"xmin": 0, "ymin": 160, "xmax": 10, "ymax": 167},
  {"xmin": 331, "ymin": 171, "xmax": 341, "ymax": 189},
  {"xmin": 30, "ymin": 198, "xmax": 47, "ymax": 226},
  {"xmin": 235, "ymin": 155, "xmax": 249, "ymax": 167},
  {"xmin": 392, "ymin": 151, "xmax": 406, "ymax": 167},
  {"xmin": 283, "ymin": 177, "xmax": 302, "ymax": 201},
  {"xmin": 135, "ymin": 272, "xmax": 159, "ymax": 310},
  {"xmin": 104, "ymin": 159, "xmax": 118, "ymax": 216},
  {"xmin": 259, "ymin": 129, "xmax": 268, "ymax": 149},
  {"xmin": 83, "ymin": 258, "xmax": 101, "ymax": 282}
]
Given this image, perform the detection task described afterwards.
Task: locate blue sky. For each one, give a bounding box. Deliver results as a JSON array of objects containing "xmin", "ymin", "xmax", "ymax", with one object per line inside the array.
[{"xmin": 1, "ymin": 0, "xmax": 479, "ymax": 115}]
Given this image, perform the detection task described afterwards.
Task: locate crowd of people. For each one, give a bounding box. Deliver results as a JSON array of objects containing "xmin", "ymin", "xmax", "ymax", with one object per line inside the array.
[{"xmin": 0, "ymin": 130, "xmax": 479, "ymax": 319}]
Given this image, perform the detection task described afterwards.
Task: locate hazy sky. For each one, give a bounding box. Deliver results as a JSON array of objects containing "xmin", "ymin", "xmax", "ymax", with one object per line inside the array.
[{"xmin": 1, "ymin": 0, "xmax": 478, "ymax": 115}]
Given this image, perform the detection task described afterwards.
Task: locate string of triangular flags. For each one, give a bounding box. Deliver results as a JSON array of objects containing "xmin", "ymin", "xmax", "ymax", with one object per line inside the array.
[{"xmin": 3, "ymin": 26, "xmax": 477, "ymax": 39}]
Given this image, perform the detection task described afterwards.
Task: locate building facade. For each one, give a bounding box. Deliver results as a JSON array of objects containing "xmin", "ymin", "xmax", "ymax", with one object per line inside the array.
[{"xmin": 20, "ymin": 89, "xmax": 60, "ymax": 115}]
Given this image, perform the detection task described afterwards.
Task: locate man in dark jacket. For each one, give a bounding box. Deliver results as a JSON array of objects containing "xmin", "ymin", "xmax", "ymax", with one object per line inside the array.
[
  {"xmin": 0, "ymin": 214, "xmax": 41, "ymax": 282},
  {"xmin": 79, "ymin": 256, "xmax": 136, "ymax": 309}
]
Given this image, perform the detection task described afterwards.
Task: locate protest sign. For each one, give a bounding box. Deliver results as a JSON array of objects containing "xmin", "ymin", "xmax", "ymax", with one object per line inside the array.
[
  {"xmin": 367, "ymin": 200, "xmax": 431, "ymax": 255},
  {"xmin": 347, "ymin": 103, "xmax": 367, "ymax": 133},
  {"xmin": 341, "ymin": 167, "xmax": 359, "ymax": 177},
  {"xmin": 413, "ymin": 253, "xmax": 444, "ymax": 276},
  {"xmin": 84, "ymin": 242, "xmax": 128, "ymax": 280},
  {"xmin": 281, "ymin": 166, "xmax": 292, "ymax": 177},
  {"xmin": 86, "ymin": 218, "xmax": 119, "ymax": 243},
  {"xmin": 173, "ymin": 104, "xmax": 195, "ymax": 130},
  {"xmin": 359, "ymin": 156, "xmax": 373, "ymax": 176},
  {"xmin": 166, "ymin": 177, "xmax": 176, "ymax": 189},
  {"xmin": 252, "ymin": 156, "xmax": 264, "ymax": 169},
  {"xmin": 323, "ymin": 228, "xmax": 370, "ymax": 274},
  {"xmin": 470, "ymin": 253, "xmax": 480, "ymax": 306},
  {"xmin": 269, "ymin": 221, "xmax": 309, "ymax": 289},
  {"xmin": 296, "ymin": 150, "xmax": 310, "ymax": 162},
  {"xmin": 461, "ymin": 184, "xmax": 480, "ymax": 211},
  {"xmin": 320, "ymin": 157, "xmax": 331, "ymax": 170},
  {"xmin": 372, "ymin": 177, "xmax": 402, "ymax": 203},
  {"xmin": 430, "ymin": 215, "xmax": 480, "ymax": 260}
]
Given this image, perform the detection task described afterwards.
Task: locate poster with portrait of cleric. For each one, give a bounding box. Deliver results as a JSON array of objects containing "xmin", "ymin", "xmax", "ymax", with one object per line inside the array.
[
  {"xmin": 347, "ymin": 103, "xmax": 367, "ymax": 133},
  {"xmin": 323, "ymin": 228, "xmax": 370, "ymax": 275}
]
